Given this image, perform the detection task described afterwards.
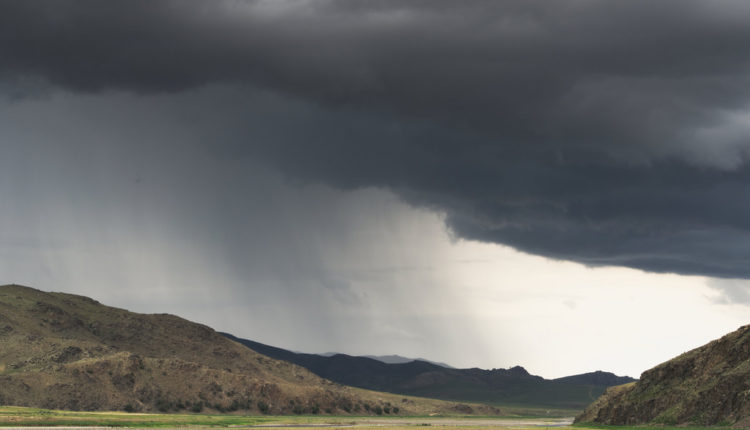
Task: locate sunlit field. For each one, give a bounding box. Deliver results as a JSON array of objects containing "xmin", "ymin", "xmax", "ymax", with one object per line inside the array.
[
  {"xmin": 0, "ymin": 406, "xmax": 726, "ymax": 430},
  {"xmin": 0, "ymin": 406, "xmax": 573, "ymax": 428}
]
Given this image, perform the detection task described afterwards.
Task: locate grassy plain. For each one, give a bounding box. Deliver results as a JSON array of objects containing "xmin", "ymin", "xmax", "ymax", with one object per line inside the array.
[
  {"xmin": 0, "ymin": 406, "xmax": 269, "ymax": 427},
  {"xmin": 0, "ymin": 405, "xmax": 576, "ymax": 428},
  {"xmin": 0, "ymin": 406, "xmax": 732, "ymax": 430}
]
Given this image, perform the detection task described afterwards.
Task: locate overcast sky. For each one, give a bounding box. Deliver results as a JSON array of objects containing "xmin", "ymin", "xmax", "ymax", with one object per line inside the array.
[{"xmin": 1, "ymin": 0, "xmax": 749, "ymax": 379}]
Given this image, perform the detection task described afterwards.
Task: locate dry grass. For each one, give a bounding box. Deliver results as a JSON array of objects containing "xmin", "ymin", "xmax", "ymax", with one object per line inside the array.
[{"xmin": 0, "ymin": 406, "xmax": 573, "ymax": 428}]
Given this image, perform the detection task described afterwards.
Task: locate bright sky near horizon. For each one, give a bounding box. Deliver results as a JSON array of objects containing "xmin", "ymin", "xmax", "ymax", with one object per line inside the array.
[{"xmin": 2, "ymin": 0, "xmax": 749, "ymax": 380}]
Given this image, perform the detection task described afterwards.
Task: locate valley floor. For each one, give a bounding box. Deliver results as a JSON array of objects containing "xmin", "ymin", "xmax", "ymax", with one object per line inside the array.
[
  {"xmin": 0, "ymin": 406, "xmax": 574, "ymax": 429},
  {"xmin": 0, "ymin": 407, "xmax": 728, "ymax": 430}
]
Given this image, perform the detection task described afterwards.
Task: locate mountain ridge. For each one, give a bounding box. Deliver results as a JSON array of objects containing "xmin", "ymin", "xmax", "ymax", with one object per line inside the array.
[
  {"xmin": 222, "ymin": 332, "xmax": 635, "ymax": 409},
  {"xmin": 361, "ymin": 355, "xmax": 454, "ymax": 368}
]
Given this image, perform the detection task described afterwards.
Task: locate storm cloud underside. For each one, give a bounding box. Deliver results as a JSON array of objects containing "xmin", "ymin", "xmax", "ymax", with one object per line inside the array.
[{"xmin": 5, "ymin": 0, "xmax": 750, "ymax": 279}]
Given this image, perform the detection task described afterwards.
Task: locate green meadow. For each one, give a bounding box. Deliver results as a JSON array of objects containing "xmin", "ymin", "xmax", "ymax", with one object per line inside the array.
[
  {"xmin": 0, "ymin": 406, "xmax": 568, "ymax": 428},
  {"xmin": 0, "ymin": 406, "xmax": 729, "ymax": 430}
]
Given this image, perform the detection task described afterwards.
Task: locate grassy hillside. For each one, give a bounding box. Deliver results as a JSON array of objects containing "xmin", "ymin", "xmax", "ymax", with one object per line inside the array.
[
  {"xmin": 223, "ymin": 333, "xmax": 635, "ymax": 409},
  {"xmin": 0, "ymin": 284, "xmax": 498, "ymax": 416},
  {"xmin": 576, "ymin": 324, "xmax": 750, "ymax": 428}
]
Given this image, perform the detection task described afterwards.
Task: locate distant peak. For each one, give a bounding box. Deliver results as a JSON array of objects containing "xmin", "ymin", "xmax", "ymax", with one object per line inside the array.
[
  {"xmin": 508, "ymin": 365, "xmax": 529, "ymax": 376},
  {"xmin": 363, "ymin": 354, "xmax": 454, "ymax": 368}
]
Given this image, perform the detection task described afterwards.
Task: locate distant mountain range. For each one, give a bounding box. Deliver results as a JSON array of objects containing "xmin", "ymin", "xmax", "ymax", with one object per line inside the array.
[
  {"xmin": 577, "ymin": 324, "xmax": 750, "ymax": 428},
  {"xmin": 222, "ymin": 333, "xmax": 636, "ymax": 409},
  {"xmin": 317, "ymin": 352, "xmax": 454, "ymax": 368},
  {"xmin": 364, "ymin": 355, "xmax": 455, "ymax": 368}
]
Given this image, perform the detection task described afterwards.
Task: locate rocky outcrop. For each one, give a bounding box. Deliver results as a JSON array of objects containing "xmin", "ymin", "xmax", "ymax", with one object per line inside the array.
[{"xmin": 576, "ymin": 325, "xmax": 750, "ymax": 428}]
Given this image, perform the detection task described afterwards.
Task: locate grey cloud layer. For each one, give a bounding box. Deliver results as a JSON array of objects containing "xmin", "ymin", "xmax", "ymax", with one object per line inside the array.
[
  {"xmin": 6, "ymin": 0, "xmax": 750, "ymax": 163},
  {"xmin": 5, "ymin": 0, "xmax": 750, "ymax": 279}
]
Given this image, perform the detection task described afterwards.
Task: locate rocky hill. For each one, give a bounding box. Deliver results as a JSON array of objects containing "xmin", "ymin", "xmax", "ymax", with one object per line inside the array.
[
  {"xmin": 576, "ymin": 324, "xmax": 750, "ymax": 428},
  {"xmin": 223, "ymin": 333, "xmax": 635, "ymax": 409},
  {"xmin": 0, "ymin": 284, "xmax": 497, "ymax": 415}
]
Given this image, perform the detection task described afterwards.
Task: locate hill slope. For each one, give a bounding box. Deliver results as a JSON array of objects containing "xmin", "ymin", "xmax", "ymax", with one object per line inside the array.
[
  {"xmin": 223, "ymin": 333, "xmax": 635, "ymax": 409},
  {"xmin": 576, "ymin": 324, "xmax": 750, "ymax": 428},
  {"xmin": 0, "ymin": 284, "xmax": 496, "ymax": 415}
]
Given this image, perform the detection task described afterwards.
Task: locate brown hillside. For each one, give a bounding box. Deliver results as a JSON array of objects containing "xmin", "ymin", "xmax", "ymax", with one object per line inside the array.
[
  {"xmin": 0, "ymin": 284, "xmax": 497, "ymax": 415},
  {"xmin": 575, "ymin": 324, "xmax": 750, "ymax": 428}
]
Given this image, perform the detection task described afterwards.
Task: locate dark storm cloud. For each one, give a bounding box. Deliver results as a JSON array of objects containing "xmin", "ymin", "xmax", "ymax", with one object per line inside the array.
[
  {"xmin": 5, "ymin": 0, "xmax": 750, "ymax": 156},
  {"xmin": 5, "ymin": 0, "xmax": 750, "ymax": 279},
  {"xmin": 237, "ymin": 106, "xmax": 750, "ymax": 279}
]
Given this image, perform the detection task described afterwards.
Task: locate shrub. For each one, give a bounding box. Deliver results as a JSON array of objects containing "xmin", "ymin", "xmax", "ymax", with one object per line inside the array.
[
  {"xmin": 338, "ymin": 399, "xmax": 353, "ymax": 413},
  {"xmin": 155, "ymin": 398, "xmax": 172, "ymax": 412},
  {"xmin": 257, "ymin": 401, "xmax": 270, "ymax": 414},
  {"xmin": 191, "ymin": 401, "xmax": 204, "ymax": 413},
  {"xmin": 228, "ymin": 399, "xmax": 242, "ymax": 412}
]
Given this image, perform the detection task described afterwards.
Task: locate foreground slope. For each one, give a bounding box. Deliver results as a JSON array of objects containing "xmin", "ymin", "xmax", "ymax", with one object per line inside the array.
[
  {"xmin": 223, "ymin": 333, "xmax": 635, "ymax": 409},
  {"xmin": 0, "ymin": 285, "xmax": 495, "ymax": 415},
  {"xmin": 576, "ymin": 324, "xmax": 750, "ymax": 428}
]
